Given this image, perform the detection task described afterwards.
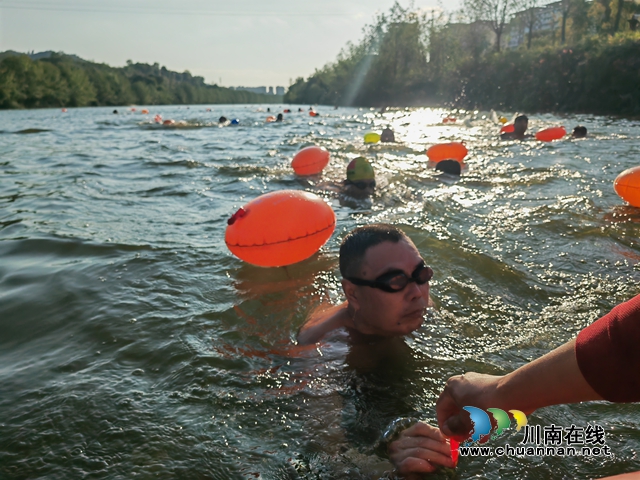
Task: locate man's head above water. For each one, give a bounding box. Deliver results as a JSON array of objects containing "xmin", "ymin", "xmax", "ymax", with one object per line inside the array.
[
  {"xmin": 339, "ymin": 223, "xmax": 408, "ymax": 278},
  {"xmin": 297, "ymin": 224, "xmax": 432, "ymax": 344}
]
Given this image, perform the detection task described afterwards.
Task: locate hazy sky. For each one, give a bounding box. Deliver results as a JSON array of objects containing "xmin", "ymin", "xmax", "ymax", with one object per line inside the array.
[{"xmin": 1, "ymin": 0, "xmax": 462, "ymax": 88}]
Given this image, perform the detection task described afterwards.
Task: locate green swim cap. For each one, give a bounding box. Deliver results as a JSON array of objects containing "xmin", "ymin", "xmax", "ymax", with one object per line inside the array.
[{"xmin": 347, "ymin": 157, "xmax": 375, "ymax": 181}]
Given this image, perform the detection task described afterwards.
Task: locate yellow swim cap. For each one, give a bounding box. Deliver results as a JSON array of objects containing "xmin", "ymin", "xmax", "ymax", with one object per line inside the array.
[{"xmin": 347, "ymin": 157, "xmax": 375, "ymax": 181}]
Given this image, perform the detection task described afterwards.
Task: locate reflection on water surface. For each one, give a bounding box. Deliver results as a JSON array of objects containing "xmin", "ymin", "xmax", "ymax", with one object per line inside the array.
[{"xmin": 0, "ymin": 105, "xmax": 639, "ymax": 479}]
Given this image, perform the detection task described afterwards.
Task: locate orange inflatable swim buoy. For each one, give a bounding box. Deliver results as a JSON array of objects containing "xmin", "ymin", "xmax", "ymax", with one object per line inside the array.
[
  {"xmin": 426, "ymin": 142, "xmax": 468, "ymax": 162},
  {"xmin": 225, "ymin": 190, "xmax": 336, "ymax": 267},
  {"xmin": 442, "ymin": 117, "xmax": 457, "ymax": 124},
  {"xmin": 309, "ymin": 111, "xmax": 318, "ymax": 117},
  {"xmin": 291, "ymin": 146, "xmax": 330, "ymax": 175},
  {"xmin": 535, "ymin": 126, "xmax": 566, "ymax": 142},
  {"xmin": 500, "ymin": 124, "xmax": 515, "ymax": 133},
  {"xmin": 163, "ymin": 119, "xmax": 175, "ymax": 126},
  {"xmin": 141, "ymin": 109, "xmax": 149, "ymax": 114},
  {"xmin": 614, "ymin": 167, "xmax": 640, "ymax": 208},
  {"xmin": 266, "ymin": 116, "xmax": 276, "ymax": 123}
]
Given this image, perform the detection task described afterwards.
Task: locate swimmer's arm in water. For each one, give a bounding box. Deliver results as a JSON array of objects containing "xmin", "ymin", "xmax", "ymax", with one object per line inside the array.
[{"xmin": 297, "ymin": 301, "xmax": 350, "ymax": 345}]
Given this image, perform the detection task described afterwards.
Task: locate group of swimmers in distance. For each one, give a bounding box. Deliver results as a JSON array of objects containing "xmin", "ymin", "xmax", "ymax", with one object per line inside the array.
[{"xmin": 500, "ymin": 114, "xmax": 587, "ymax": 140}]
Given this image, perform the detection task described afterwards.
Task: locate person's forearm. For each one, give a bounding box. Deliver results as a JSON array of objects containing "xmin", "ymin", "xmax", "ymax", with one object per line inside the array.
[
  {"xmin": 297, "ymin": 302, "xmax": 348, "ymax": 345},
  {"xmin": 495, "ymin": 339, "xmax": 603, "ymax": 413}
]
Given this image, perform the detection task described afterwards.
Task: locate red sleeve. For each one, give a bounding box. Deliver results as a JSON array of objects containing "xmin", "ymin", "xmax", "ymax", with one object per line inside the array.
[{"xmin": 575, "ymin": 294, "xmax": 640, "ymax": 403}]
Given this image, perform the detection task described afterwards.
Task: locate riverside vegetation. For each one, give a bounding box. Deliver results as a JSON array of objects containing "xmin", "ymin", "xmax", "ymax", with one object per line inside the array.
[
  {"xmin": 284, "ymin": 1, "xmax": 640, "ymax": 115},
  {"xmin": 0, "ymin": 52, "xmax": 281, "ymax": 109}
]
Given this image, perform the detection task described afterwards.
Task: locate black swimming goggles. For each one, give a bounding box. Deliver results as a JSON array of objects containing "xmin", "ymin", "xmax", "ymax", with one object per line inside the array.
[
  {"xmin": 346, "ymin": 179, "xmax": 376, "ymax": 190},
  {"xmin": 346, "ymin": 263, "xmax": 433, "ymax": 293}
]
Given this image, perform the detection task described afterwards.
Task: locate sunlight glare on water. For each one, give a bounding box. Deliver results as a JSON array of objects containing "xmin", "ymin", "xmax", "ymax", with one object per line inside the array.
[{"xmin": 1, "ymin": 105, "xmax": 639, "ymax": 479}]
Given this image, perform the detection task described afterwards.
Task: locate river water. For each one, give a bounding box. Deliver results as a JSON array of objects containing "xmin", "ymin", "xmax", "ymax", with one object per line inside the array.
[{"xmin": 1, "ymin": 105, "xmax": 639, "ymax": 479}]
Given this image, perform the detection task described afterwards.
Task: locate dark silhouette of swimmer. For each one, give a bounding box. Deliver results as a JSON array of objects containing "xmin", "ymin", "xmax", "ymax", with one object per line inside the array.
[
  {"xmin": 219, "ymin": 116, "xmax": 228, "ymax": 123},
  {"xmin": 267, "ymin": 108, "xmax": 271, "ymax": 112},
  {"xmin": 112, "ymin": 109, "xmax": 118, "ymax": 114},
  {"xmin": 276, "ymin": 113, "xmax": 283, "ymax": 122},
  {"xmin": 435, "ymin": 160, "xmax": 461, "ymax": 176},
  {"xmin": 501, "ymin": 115, "xmax": 532, "ymax": 140},
  {"xmin": 572, "ymin": 126, "xmax": 587, "ymax": 138},
  {"xmin": 298, "ymin": 108, "xmax": 303, "ymax": 112},
  {"xmin": 380, "ymin": 127, "xmax": 395, "ymax": 143}
]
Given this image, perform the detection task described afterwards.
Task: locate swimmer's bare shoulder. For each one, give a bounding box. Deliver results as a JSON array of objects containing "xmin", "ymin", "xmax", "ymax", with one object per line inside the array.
[{"xmin": 297, "ymin": 301, "xmax": 350, "ymax": 345}]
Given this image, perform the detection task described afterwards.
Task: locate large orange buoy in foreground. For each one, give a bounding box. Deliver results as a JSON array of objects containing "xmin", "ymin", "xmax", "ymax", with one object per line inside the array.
[
  {"xmin": 427, "ymin": 142, "xmax": 468, "ymax": 162},
  {"xmin": 614, "ymin": 166, "xmax": 640, "ymax": 208},
  {"xmin": 291, "ymin": 146, "xmax": 330, "ymax": 175},
  {"xmin": 535, "ymin": 126, "xmax": 566, "ymax": 142},
  {"xmin": 225, "ymin": 190, "xmax": 336, "ymax": 267}
]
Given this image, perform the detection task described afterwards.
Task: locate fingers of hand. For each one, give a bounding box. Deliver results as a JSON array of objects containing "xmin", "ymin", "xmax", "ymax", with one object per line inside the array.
[
  {"xmin": 394, "ymin": 456, "xmax": 439, "ymax": 475},
  {"xmin": 436, "ymin": 387, "xmax": 461, "ymax": 430},
  {"xmin": 390, "ymin": 446, "xmax": 455, "ymax": 471},
  {"xmin": 445, "ymin": 414, "xmax": 473, "ymax": 440},
  {"xmin": 389, "ymin": 435, "xmax": 454, "ymax": 468},
  {"xmin": 402, "ymin": 422, "xmax": 446, "ymax": 442}
]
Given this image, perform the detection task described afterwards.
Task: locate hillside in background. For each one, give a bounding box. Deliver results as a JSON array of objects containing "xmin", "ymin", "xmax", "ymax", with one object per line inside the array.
[
  {"xmin": 0, "ymin": 51, "xmax": 281, "ymax": 109},
  {"xmin": 285, "ymin": 1, "xmax": 640, "ymax": 115}
]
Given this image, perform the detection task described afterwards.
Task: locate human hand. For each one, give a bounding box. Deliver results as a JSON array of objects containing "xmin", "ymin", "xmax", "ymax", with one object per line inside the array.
[
  {"xmin": 388, "ymin": 422, "xmax": 455, "ymax": 476},
  {"xmin": 436, "ymin": 372, "xmax": 503, "ymax": 438}
]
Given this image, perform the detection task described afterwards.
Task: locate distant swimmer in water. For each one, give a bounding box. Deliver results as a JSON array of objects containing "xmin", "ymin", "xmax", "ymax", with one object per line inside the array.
[
  {"xmin": 267, "ymin": 108, "xmax": 271, "ymax": 112},
  {"xmin": 572, "ymin": 125, "xmax": 587, "ymax": 138},
  {"xmin": 500, "ymin": 114, "xmax": 532, "ymax": 140},
  {"xmin": 298, "ymin": 108, "xmax": 304, "ymax": 112},
  {"xmin": 435, "ymin": 159, "xmax": 462, "ymax": 176},
  {"xmin": 112, "ymin": 109, "xmax": 118, "ymax": 114},
  {"xmin": 219, "ymin": 116, "xmax": 228, "ymax": 123},
  {"xmin": 343, "ymin": 157, "xmax": 376, "ymax": 199},
  {"xmin": 380, "ymin": 127, "xmax": 395, "ymax": 143},
  {"xmin": 276, "ymin": 113, "xmax": 284, "ymax": 122}
]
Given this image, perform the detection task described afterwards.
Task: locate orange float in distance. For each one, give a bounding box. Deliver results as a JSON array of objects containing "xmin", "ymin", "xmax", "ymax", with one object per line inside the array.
[
  {"xmin": 500, "ymin": 124, "xmax": 515, "ymax": 133},
  {"xmin": 163, "ymin": 119, "xmax": 175, "ymax": 126},
  {"xmin": 225, "ymin": 190, "xmax": 336, "ymax": 267},
  {"xmin": 309, "ymin": 111, "xmax": 318, "ymax": 117},
  {"xmin": 614, "ymin": 166, "xmax": 640, "ymax": 208},
  {"xmin": 442, "ymin": 117, "xmax": 457, "ymax": 124},
  {"xmin": 535, "ymin": 126, "xmax": 566, "ymax": 142},
  {"xmin": 426, "ymin": 142, "xmax": 468, "ymax": 162},
  {"xmin": 291, "ymin": 146, "xmax": 330, "ymax": 175},
  {"xmin": 141, "ymin": 109, "xmax": 149, "ymax": 114}
]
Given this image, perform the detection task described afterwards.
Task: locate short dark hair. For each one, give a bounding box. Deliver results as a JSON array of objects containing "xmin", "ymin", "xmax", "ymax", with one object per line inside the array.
[
  {"xmin": 514, "ymin": 115, "xmax": 528, "ymax": 123},
  {"xmin": 339, "ymin": 224, "xmax": 409, "ymax": 278}
]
